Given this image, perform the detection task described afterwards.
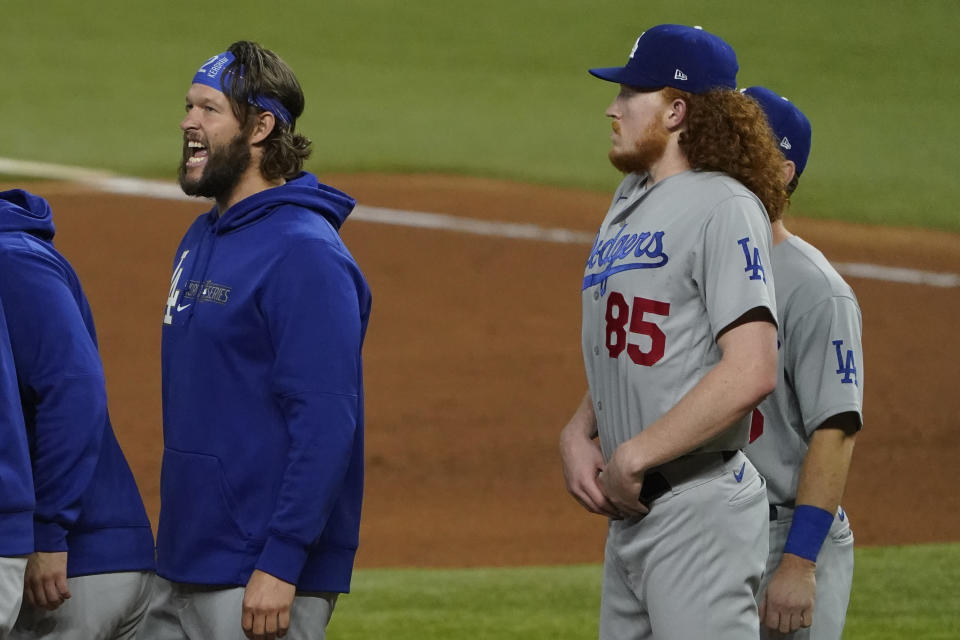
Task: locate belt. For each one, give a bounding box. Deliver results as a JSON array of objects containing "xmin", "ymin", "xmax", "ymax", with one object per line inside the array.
[
  {"xmin": 639, "ymin": 450, "xmax": 738, "ymax": 505},
  {"xmin": 769, "ymin": 504, "xmax": 794, "ymax": 521}
]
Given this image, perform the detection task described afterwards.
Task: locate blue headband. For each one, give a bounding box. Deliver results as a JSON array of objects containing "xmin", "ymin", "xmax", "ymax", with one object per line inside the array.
[{"xmin": 192, "ymin": 51, "xmax": 293, "ymax": 125}]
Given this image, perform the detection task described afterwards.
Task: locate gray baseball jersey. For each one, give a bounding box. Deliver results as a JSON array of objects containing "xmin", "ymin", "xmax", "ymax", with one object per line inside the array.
[
  {"xmin": 583, "ymin": 169, "xmax": 778, "ymax": 640},
  {"xmin": 745, "ymin": 235, "xmax": 864, "ymax": 506},
  {"xmin": 745, "ymin": 236, "xmax": 863, "ymax": 640},
  {"xmin": 582, "ymin": 170, "xmax": 778, "ymax": 460}
]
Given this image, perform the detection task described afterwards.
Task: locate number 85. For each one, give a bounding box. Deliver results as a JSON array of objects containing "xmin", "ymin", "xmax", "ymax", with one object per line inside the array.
[{"xmin": 604, "ymin": 292, "xmax": 671, "ymax": 366}]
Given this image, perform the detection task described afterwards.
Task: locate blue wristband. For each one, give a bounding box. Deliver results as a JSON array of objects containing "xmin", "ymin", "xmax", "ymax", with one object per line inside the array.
[{"xmin": 783, "ymin": 505, "xmax": 834, "ymax": 562}]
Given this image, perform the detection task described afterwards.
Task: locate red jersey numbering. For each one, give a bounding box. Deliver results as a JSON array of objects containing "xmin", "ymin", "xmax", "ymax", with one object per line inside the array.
[
  {"xmin": 749, "ymin": 408, "xmax": 764, "ymax": 443},
  {"xmin": 604, "ymin": 291, "xmax": 671, "ymax": 366}
]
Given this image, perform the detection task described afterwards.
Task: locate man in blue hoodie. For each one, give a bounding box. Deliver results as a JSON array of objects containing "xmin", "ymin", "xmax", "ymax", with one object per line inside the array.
[
  {"xmin": 0, "ymin": 189, "xmax": 156, "ymax": 639},
  {"xmin": 139, "ymin": 41, "xmax": 371, "ymax": 640},
  {"xmin": 0, "ymin": 297, "xmax": 33, "ymax": 639}
]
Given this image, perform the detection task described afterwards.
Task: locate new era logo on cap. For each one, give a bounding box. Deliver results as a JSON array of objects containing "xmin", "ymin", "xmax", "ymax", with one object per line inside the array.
[
  {"xmin": 742, "ymin": 86, "xmax": 812, "ymax": 176},
  {"xmin": 674, "ymin": 69, "xmax": 688, "ymax": 81}
]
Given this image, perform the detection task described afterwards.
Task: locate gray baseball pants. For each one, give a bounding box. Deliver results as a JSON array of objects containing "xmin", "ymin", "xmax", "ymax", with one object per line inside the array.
[
  {"xmin": 0, "ymin": 557, "xmax": 27, "ymax": 640},
  {"xmin": 599, "ymin": 451, "xmax": 769, "ymax": 640},
  {"xmin": 10, "ymin": 571, "xmax": 153, "ymax": 640},
  {"xmin": 136, "ymin": 576, "xmax": 337, "ymax": 640},
  {"xmin": 759, "ymin": 507, "xmax": 854, "ymax": 640}
]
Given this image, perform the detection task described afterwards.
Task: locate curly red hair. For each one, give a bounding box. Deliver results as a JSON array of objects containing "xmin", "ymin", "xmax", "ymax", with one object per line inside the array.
[{"xmin": 663, "ymin": 88, "xmax": 787, "ymax": 222}]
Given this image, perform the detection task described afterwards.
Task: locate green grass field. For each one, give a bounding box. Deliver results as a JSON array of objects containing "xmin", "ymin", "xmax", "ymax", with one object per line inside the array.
[
  {"xmin": 2, "ymin": 1, "xmax": 959, "ymax": 230},
  {"xmin": 329, "ymin": 543, "xmax": 960, "ymax": 639},
  {"xmin": 2, "ymin": 3, "xmax": 957, "ymax": 636}
]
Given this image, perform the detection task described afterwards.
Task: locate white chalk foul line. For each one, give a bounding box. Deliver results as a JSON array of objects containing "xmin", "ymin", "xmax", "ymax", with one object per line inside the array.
[
  {"xmin": 832, "ymin": 263, "xmax": 959, "ymax": 288},
  {"xmin": 351, "ymin": 205, "xmax": 596, "ymax": 244},
  {"xmin": 2, "ymin": 156, "xmax": 957, "ymax": 288}
]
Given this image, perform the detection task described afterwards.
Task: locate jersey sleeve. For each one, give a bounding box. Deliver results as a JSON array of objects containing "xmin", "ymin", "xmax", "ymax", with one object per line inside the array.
[
  {"xmin": 784, "ymin": 293, "xmax": 864, "ymax": 436},
  {"xmin": 696, "ymin": 195, "xmax": 778, "ymax": 339},
  {"xmin": 254, "ymin": 238, "xmax": 368, "ymax": 583}
]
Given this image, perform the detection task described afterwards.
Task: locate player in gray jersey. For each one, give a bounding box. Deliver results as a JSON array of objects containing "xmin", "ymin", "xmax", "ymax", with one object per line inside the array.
[
  {"xmin": 560, "ymin": 25, "xmax": 790, "ymax": 639},
  {"xmin": 742, "ymin": 87, "xmax": 862, "ymax": 639}
]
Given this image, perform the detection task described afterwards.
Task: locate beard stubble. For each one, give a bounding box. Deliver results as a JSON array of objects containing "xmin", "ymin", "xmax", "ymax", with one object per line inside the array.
[
  {"xmin": 608, "ymin": 119, "xmax": 671, "ymax": 175},
  {"xmin": 178, "ymin": 132, "xmax": 252, "ymax": 203}
]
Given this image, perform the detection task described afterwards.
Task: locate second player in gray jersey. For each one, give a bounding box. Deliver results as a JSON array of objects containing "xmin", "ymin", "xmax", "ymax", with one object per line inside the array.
[
  {"xmin": 560, "ymin": 25, "xmax": 790, "ymax": 639},
  {"xmin": 742, "ymin": 87, "xmax": 862, "ymax": 638}
]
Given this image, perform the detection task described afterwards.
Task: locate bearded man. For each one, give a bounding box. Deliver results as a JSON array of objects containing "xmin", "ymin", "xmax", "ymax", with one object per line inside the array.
[
  {"xmin": 139, "ymin": 41, "xmax": 371, "ymax": 640},
  {"xmin": 559, "ymin": 24, "xmax": 788, "ymax": 639}
]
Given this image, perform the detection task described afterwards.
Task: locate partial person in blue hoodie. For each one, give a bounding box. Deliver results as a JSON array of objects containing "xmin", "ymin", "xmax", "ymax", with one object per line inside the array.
[
  {"xmin": 0, "ymin": 297, "xmax": 33, "ymax": 640},
  {"xmin": 138, "ymin": 41, "xmax": 371, "ymax": 640},
  {"xmin": 0, "ymin": 189, "xmax": 156, "ymax": 640}
]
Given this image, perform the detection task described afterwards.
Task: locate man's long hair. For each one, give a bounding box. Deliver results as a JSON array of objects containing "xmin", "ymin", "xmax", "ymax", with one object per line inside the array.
[
  {"xmin": 223, "ymin": 40, "xmax": 312, "ymax": 181},
  {"xmin": 663, "ymin": 88, "xmax": 787, "ymax": 222}
]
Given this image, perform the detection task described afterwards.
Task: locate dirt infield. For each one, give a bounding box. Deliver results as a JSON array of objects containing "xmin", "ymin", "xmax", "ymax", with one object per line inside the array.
[{"xmin": 12, "ymin": 174, "xmax": 960, "ymax": 568}]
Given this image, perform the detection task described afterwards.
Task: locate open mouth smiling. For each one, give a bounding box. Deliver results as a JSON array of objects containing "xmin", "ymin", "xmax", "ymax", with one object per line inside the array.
[{"xmin": 185, "ymin": 140, "xmax": 208, "ymax": 167}]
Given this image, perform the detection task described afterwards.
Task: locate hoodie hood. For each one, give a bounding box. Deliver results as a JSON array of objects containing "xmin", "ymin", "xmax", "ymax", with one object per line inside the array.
[
  {"xmin": 0, "ymin": 189, "xmax": 55, "ymax": 240},
  {"xmin": 212, "ymin": 172, "xmax": 356, "ymax": 234}
]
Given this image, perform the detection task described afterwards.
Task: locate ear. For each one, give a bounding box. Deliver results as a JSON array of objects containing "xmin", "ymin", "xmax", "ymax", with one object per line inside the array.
[
  {"xmin": 664, "ymin": 96, "xmax": 687, "ymax": 131},
  {"xmin": 249, "ymin": 111, "xmax": 276, "ymax": 145},
  {"xmin": 782, "ymin": 160, "xmax": 797, "ymax": 187}
]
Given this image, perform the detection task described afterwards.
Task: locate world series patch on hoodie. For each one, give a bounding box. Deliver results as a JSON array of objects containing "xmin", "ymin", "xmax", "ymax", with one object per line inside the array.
[
  {"xmin": 160, "ymin": 172, "xmax": 371, "ymax": 592},
  {"xmin": 0, "ymin": 189, "xmax": 155, "ymax": 574}
]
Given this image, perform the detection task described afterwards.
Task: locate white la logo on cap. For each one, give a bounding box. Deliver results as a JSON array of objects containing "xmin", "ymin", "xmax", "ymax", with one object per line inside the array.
[
  {"xmin": 780, "ymin": 136, "xmax": 792, "ymax": 150},
  {"xmin": 629, "ymin": 32, "xmax": 645, "ymax": 58},
  {"xmin": 674, "ymin": 69, "xmax": 688, "ymax": 81}
]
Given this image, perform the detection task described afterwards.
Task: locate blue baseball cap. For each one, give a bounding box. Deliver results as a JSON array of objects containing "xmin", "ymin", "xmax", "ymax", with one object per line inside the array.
[
  {"xmin": 589, "ymin": 24, "xmax": 738, "ymax": 94},
  {"xmin": 742, "ymin": 86, "xmax": 812, "ymax": 175}
]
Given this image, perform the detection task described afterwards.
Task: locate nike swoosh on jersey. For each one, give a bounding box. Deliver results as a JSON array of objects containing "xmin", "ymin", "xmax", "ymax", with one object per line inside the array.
[
  {"xmin": 733, "ymin": 462, "xmax": 746, "ymax": 483},
  {"xmin": 176, "ymin": 304, "xmax": 192, "ymax": 312}
]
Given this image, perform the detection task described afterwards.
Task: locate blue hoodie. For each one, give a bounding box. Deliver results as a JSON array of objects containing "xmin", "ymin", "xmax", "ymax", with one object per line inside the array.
[
  {"xmin": 160, "ymin": 172, "xmax": 371, "ymax": 592},
  {"xmin": 0, "ymin": 297, "xmax": 34, "ymax": 556},
  {"xmin": 0, "ymin": 189, "xmax": 155, "ymax": 576}
]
